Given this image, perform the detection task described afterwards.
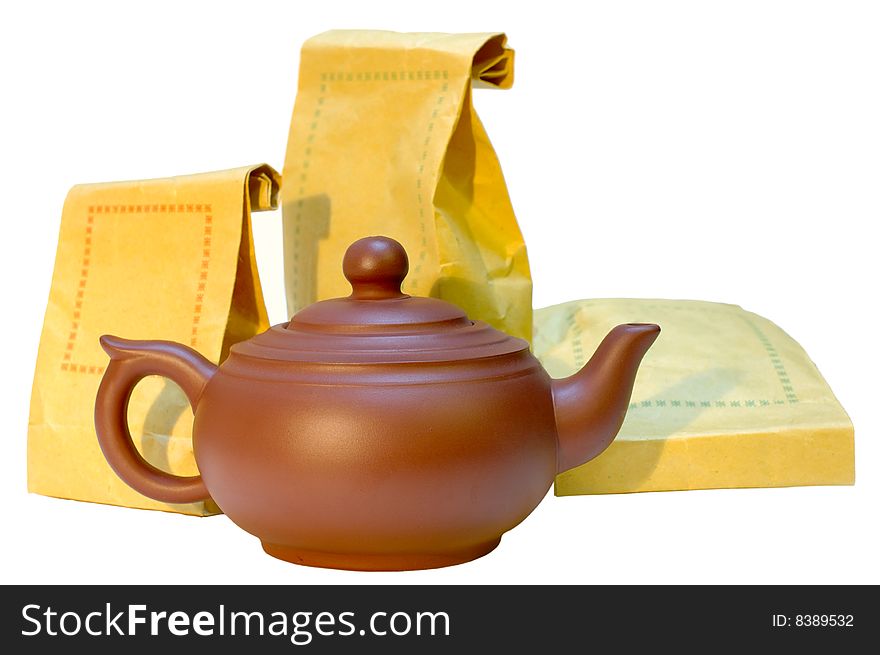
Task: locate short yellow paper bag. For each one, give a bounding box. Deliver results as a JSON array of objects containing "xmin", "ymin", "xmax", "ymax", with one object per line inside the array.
[
  {"xmin": 28, "ymin": 164, "xmax": 281, "ymax": 515},
  {"xmin": 283, "ymin": 30, "xmax": 532, "ymax": 341},
  {"xmin": 534, "ymin": 299, "xmax": 855, "ymax": 495}
]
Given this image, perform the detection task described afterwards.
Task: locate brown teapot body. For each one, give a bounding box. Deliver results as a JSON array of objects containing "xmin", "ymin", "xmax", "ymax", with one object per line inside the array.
[
  {"xmin": 95, "ymin": 237, "xmax": 658, "ymax": 570},
  {"xmin": 200, "ymin": 341, "xmax": 556, "ymax": 569}
]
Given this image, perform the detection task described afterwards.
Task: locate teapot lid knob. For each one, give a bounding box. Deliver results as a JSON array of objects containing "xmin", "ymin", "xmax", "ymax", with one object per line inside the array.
[{"xmin": 343, "ymin": 236, "xmax": 409, "ymax": 300}]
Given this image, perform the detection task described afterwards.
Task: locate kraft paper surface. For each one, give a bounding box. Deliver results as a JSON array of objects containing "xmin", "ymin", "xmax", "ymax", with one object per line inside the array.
[
  {"xmin": 534, "ymin": 299, "xmax": 855, "ymax": 495},
  {"xmin": 282, "ymin": 30, "xmax": 532, "ymax": 341},
  {"xmin": 28, "ymin": 165, "xmax": 281, "ymax": 515}
]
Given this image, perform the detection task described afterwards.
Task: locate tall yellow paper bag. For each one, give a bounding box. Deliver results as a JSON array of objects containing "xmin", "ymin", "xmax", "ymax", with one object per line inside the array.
[
  {"xmin": 28, "ymin": 165, "xmax": 281, "ymax": 515},
  {"xmin": 283, "ymin": 30, "xmax": 532, "ymax": 341}
]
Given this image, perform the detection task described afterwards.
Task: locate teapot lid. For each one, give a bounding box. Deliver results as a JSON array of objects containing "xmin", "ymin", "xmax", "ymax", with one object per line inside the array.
[{"xmin": 233, "ymin": 236, "xmax": 528, "ymax": 364}]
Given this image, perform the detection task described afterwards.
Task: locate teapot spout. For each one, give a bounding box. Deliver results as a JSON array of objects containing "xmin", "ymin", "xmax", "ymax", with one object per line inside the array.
[{"xmin": 552, "ymin": 323, "xmax": 660, "ymax": 474}]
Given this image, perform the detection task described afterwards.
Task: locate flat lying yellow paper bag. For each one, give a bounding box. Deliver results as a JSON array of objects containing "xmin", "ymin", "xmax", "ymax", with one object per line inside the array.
[
  {"xmin": 534, "ymin": 299, "xmax": 854, "ymax": 494},
  {"xmin": 283, "ymin": 30, "xmax": 532, "ymax": 341},
  {"xmin": 28, "ymin": 164, "xmax": 281, "ymax": 515}
]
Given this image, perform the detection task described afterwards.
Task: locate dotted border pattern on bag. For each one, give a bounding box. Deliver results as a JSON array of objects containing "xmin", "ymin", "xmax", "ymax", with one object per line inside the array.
[
  {"xmin": 59, "ymin": 203, "xmax": 213, "ymax": 374},
  {"xmin": 561, "ymin": 303, "xmax": 800, "ymax": 409},
  {"xmin": 288, "ymin": 69, "xmax": 450, "ymax": 303}
]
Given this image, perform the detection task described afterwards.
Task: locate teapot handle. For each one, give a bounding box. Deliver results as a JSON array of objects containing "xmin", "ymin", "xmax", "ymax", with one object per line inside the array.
[{"xmin": 94, "ymin": 335, "xmax": 217, "ymax": 504}]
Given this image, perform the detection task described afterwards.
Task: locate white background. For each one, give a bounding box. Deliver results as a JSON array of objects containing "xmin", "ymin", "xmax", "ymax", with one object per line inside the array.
[{"xmin": 1, "ymin": 0, "xmax": 878, "ymax": 584}]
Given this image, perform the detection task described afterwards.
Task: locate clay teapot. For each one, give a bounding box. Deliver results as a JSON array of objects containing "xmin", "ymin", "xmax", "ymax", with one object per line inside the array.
[{"xmin": 95, "ymin": 236, "xmax": 659, "ymax": 571}]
